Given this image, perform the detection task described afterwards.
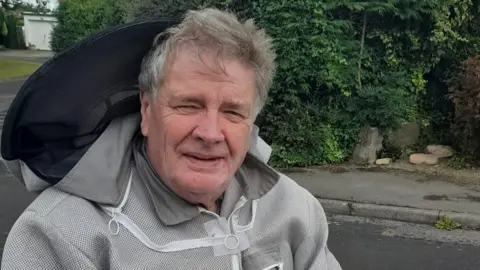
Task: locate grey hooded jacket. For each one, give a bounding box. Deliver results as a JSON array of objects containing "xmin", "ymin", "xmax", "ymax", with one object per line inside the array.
[{"xmin": 1, "ymin": 114, "xmax": 342, "ymax": 270}]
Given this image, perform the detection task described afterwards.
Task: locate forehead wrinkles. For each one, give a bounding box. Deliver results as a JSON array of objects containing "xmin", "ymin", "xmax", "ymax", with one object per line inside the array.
[{"xmin": 165, "ymin": 53, "xmax": 254, "ymax": 99}]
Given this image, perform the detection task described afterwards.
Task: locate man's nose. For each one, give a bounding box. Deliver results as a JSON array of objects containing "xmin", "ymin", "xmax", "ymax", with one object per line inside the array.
[{"xmin": 192, "ymin": 110, "xmax": 225, "ymax": 144}]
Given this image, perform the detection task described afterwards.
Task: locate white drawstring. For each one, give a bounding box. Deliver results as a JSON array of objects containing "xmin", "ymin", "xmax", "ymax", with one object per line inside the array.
[
  {"xmin": 236, "ymin": 200, "xmax": 258, "ymax": 233},
  {"xmin": 102, "ymin": 169, "xmax": 134, "ymax": 235},
  {"xmin": 99, "ymin": 169, "xmax": 258, "ymax": 256},
  {"xmin": 113, "ymin": 211, "xmax": 232, "ymax": 252}
]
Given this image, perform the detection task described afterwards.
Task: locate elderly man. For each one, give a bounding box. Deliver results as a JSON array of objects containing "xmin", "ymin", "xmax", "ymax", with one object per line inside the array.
[{"xmin": 1, "ymin": 8, "xmax": 341, "ymax": 270}]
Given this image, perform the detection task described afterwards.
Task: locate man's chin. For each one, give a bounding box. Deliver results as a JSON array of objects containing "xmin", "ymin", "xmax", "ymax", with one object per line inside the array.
[{"xmin": 175, "ymin": 172, "xmax": 230, "ymax": 195}]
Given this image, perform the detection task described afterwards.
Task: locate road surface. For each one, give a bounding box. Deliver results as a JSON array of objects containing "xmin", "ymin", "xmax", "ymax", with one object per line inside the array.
[
  {"xmin": 327, "ymin": 215, "xmax": 480, "ymax": 270},
  {"xmin": 0, "ymin": 80, "xmax": 23, "ymax": 127}
]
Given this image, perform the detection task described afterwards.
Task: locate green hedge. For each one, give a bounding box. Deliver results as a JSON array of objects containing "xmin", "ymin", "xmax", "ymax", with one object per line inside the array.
[
  {"xmin": 254, "ymin": 1, "xmax": 480, "ymax": 166},
  {"xmin": 48, "ymin": 0, "xmax": 480, "ymax": 166},
  {"xmin": 50, "ymin": 0, "xmax": 124, "ymax": 54}
]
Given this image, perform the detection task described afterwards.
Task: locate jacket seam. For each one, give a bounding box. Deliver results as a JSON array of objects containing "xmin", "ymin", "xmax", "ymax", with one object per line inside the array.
[
  {"xmin": 23, "ymin": 209, "xmax": 99, "ymax": 269},
  {"xmin": 32, "ymin": 190, "xmax": 71, "ymax": 216},
  {"xmin": 293, "ymin": 190, "xmax": 311, "ymax": 255}
]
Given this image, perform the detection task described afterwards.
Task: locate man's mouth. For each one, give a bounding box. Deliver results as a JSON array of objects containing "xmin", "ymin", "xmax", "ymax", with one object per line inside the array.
[{"xmin": 184, "ymin": 153, "xmax": 224, "ymax": 164}]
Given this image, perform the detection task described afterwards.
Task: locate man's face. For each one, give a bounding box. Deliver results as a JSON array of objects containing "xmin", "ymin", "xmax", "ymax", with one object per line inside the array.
[{"xmin": 140, "ymin": 48, "xmax": 256, "ymax": 206}]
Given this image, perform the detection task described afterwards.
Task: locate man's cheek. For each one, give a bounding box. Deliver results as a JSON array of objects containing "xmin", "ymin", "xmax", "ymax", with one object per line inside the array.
[
  {"xmin": 226, "ymin": 130, "xmax": 250, "ymax": 155},
  {"xmin": 234, "ymin": 124, "xmax": 252, "ymax": 143}
]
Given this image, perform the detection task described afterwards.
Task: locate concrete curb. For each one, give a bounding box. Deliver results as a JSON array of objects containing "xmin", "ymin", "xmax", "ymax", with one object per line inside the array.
[{"xmin": 318, "ymin": 198, "xmax": 480, "ymax": 229}]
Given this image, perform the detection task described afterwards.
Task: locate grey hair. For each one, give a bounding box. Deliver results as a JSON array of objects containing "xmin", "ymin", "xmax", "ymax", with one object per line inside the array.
[{"xmin": 138, "ymin": 8, "xmax": 276, "ymax": 118}]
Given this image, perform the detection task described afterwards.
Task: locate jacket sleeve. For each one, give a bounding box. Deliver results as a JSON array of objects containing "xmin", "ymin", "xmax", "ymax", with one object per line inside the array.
[
  {"xmin": 293, "ymin": 195, "xmax": 342, "ymax": 270},
  {"xmin": 1, "ymin": 210, "xmax": 98, "ymax": 270}
]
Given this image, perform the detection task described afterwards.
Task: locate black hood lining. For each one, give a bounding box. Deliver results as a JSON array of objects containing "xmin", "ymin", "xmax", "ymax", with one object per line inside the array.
[{"xmin": 1, "ymin": 18, "xmax": 179, "ymax": 184}]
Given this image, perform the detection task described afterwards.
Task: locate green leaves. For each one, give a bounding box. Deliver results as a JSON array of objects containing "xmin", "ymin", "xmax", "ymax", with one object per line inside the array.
[
  {"xmin": 48, "ymin": 0, "xmax": 480, "ymax": 166},
  {"xmin": 435, "ymin": 216, "xmax": 462, "ymax": 231},
  {"xmin": 50, "ymin": 0, "xmax": 125, "ymax": 54},
  {"xmin": 251, "ymin": 0, "xmax": 360, "ymax": 167},
  {"xmin": 254, "ymin": 0, "xmax": 480, "ymax": 167}
]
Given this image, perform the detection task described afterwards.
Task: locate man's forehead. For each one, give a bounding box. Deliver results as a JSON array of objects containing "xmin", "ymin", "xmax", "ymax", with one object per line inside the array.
[{"xmin": 168, "ymin": 46, "xmax": 254, "ymax": 80}]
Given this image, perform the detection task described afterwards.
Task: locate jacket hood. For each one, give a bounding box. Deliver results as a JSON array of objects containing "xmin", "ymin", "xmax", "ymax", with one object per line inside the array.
[
  {"xmin": 0, "ymin": 19, "xmax": 273, "ymax": 207},
  {"xmin": 2, "ymin": 113, "xmax": 273, "ymax": 207}
]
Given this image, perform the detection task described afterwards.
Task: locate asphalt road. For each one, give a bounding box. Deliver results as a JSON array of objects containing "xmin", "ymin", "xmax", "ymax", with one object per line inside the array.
[
  {"xmin": 328, "ymin": 215, "xmax": 480, "ymax": 270},
  {"xmin": 0, "ymin": 80, "xmax": 22, "ymax": 105},
  {"xmin": 0, "ymin": 168, "xmax": 36, "ymax": 258},
  {"xmin": 0, "ymin": 80, "xmax": 23, "ymax": 127},
  {"xmin": 0, "ymin": 79, "xmax": 36, "ymax": 262}
]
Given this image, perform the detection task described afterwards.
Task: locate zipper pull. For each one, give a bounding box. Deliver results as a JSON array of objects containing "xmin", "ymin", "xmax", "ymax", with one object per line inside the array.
[{"xmin": 108, "ymin": 209, "xmax": 120, "ymax": 235}]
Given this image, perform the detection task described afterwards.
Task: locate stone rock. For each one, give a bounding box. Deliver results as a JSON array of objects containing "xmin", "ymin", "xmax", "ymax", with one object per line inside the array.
[
  {"xmin": 351, "ymin": 127, "xmax": 383, "ymax": 165},
  {"xmin": 392, "ymin": 122, "xmax": 420, "ymax": 148},
  {"xmin": 375, "ymin": 158, "xmax": 392, "ymax": 165},
  {"xmin": 409, "ymin": 153, "xmax": 439, "ymax": 165},
  {"xmin": 426, "ymin": 145, "xmax": 454, "ymax": 158}
]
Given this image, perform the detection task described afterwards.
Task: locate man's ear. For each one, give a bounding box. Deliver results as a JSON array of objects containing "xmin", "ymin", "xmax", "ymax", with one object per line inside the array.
[
  {"xmin": 139, "ymin": 89, "xmax": 150, "ymax": 112},
  {"xmin": 139, "ymin": 89, "xmax": 150, "ymax": 136},
  {"xmin": 139, "ymin": 89, "xmax": 147, "ymax": 102}
]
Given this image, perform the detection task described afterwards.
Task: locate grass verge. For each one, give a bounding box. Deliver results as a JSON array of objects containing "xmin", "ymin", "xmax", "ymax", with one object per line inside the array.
[{"xmin": 0, "ymin": 59, "xmax": 40, "ymax": 81}]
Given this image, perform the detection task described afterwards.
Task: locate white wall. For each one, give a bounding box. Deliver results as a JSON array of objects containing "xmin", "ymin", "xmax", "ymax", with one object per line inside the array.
[{"xmin": 23, "ymin": 13, "xmax": 58, "ymax": 51}]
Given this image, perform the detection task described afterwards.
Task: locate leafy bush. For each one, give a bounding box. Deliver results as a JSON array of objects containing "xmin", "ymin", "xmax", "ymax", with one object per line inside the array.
[
  {"xmin": 251, "ymin": 0, "xmax": 436, "ymax": 166},
  {"xmin": 448, "ymin": 56, "xmax": 480, "ymax": 161},
  {"xmin": 269, "ymin": 124, "xmax": 346, "ymax": 168},
  {"xmin": 47, "ymin": 0, "xmax": 480, "ymax": 167},
  {"xmin": 50, "ymin": 0, "xmax": 124, "ymax": 54},
  {"xmin": 119, "ymin": 0, "xmax": 251, "ymax": 23}
]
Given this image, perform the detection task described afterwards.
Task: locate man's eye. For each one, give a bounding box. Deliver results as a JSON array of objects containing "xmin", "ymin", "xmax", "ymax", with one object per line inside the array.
[
  {"xmin": 176, "ymin": 105, "xmax": 200, "ymax": 113},
  {"xmin": 226, "ymin": 111, "xmax": 245, "ymax": 119}
]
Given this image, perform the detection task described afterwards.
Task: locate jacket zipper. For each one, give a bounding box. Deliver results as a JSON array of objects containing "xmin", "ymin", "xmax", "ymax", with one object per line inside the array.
[
  {"xmin": 198, "ymin": 197, "xmax": 248, "ymax": 270},
  {"xmin": 228, "ymin": 198, "xmax": 248, "ymax": 270}
]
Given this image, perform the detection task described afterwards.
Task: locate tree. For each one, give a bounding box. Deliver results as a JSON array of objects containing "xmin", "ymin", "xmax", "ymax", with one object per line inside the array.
[{"xmin": 50, "ymin": 0, "xmax": 124, "ymax": 54}]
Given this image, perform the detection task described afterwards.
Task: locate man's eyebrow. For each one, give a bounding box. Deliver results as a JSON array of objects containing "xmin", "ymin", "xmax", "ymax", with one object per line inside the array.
[
  {"xmin": 222, "ymin": 101, "xmax": 251, "ymax": 112},
  {"xmin": 168, "ymin": 93, "xmax": 204, "ymax": 104},
  {"xmin": 168, "ymin": 92, "xmax": 251, "ymax": 111}
]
